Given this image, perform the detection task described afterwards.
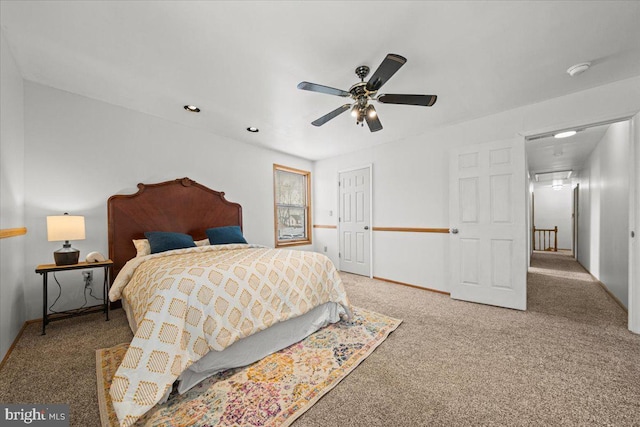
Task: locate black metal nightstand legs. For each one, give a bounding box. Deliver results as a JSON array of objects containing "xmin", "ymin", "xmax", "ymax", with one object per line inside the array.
[
  {"xmin": 103, "ymin": 265, "xmax": 110, "ymax": 321},
  {"xmin": 42, "ymin": 273, "xmax": 47, "ymax": 335}
]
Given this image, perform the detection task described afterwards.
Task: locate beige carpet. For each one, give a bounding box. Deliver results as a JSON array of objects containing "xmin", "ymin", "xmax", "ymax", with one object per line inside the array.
[{"xmin": 1, "ymin": 251, "xmax": 638, "ymax": 426}]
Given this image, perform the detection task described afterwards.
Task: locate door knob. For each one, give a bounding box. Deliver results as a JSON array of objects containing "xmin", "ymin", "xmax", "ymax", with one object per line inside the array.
[
  {"xmin": 364, "ymin": 226, "xmax": 369, "ymax": 230},
  {"xmin": 450, "ymin": 227, "xmax": 459, "ymax": 234}
]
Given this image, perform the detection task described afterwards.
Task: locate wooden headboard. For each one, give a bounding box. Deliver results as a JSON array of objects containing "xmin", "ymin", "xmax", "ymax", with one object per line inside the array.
[{"xmin": 108, "ymin": 177, "xmax": 242, "ymax": 279}]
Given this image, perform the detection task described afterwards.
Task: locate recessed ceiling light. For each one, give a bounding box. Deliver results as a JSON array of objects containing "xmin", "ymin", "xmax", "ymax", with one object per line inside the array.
[
  {"xmin": 184, "ymin": 105, "xmax": 200, "ymax": 113},
  {"xmin": 566, "ymin": 62, "xmax": 591, "ymax": 77},
  {"xmin": 554, "ymin": 130, "xmax": 577, "ymax": 139},
  {"xmin": 246, "ymin": 127, "xmax": 259, "ymax": 133}
]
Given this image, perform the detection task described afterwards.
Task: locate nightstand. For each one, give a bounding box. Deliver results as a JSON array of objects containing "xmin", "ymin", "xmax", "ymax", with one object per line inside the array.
[{"xmin": 35, "ymin": 260, "xmax": 113, "ymax": 335}]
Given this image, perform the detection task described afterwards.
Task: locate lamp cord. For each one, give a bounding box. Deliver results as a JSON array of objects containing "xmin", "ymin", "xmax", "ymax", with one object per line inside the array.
[{"xmin": 49, "ymin": 272, "xmax": 103, "ymax": 314}]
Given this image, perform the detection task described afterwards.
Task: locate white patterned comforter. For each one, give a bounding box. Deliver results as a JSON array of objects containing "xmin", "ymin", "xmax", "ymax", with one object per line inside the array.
[{"xmin": 107, "ymin": 244, "xmax": 351, "ymax": 427}]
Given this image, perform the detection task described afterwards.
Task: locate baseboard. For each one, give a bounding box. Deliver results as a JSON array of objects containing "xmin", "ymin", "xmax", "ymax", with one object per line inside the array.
[
  {"xmin": 576, "ymin": 260, "xmax": 628, "ymax": 313},
  {"xmin": 373, "ymin": 276, "xmax": 450, "ymax": 296},
  {"xmin": 0, "ymin": 319, "xmax": 37, "ymax": 372}
]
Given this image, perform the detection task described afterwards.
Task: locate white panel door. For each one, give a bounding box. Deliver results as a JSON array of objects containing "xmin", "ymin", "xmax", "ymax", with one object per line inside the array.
[
  {"xmin": 449, "ymin": 138, "xmax": 527, "ymax": 310},
  {"xmin": 339, "ymin": 167, "xmax": 371, "ymax": 276}
]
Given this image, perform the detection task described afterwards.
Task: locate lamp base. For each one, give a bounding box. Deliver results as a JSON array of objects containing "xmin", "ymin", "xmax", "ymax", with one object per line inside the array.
[{"xmin": 54, "ymin": 244, "xmax": 80, "ymax": 266}]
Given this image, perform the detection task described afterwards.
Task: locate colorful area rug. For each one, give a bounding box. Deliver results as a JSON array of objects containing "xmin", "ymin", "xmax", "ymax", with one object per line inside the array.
[{"xmin": 96, "ymin": 306, "xmax": 401, "ymax": 427}]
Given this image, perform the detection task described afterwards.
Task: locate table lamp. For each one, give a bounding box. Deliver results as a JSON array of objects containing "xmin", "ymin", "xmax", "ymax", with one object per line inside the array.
[{"xmin": 47, "ymin": 213, "xmax": 86, "ymax": 265}]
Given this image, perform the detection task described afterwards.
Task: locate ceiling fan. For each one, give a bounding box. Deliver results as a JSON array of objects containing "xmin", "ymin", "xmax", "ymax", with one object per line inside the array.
[{"xmin": 297, "ymin": 53, "xmax": 437, "ymax": 132}]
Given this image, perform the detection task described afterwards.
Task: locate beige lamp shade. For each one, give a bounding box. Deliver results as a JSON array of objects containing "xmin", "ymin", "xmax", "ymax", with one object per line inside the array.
[{"xmin": 47, "ymin": 215, "xmax": 86, "ymax": 241}]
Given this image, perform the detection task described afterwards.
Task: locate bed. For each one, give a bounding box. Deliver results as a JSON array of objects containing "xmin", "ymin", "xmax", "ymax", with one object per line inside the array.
[{"xmin": 107, "ymin": 178, "xmax": 351, "ymax": 427}]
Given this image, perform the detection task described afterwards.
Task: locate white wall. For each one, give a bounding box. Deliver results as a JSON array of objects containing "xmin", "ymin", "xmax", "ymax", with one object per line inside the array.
[
  {"xmin": 314, "ymin": 76, "xmax": 640, "ymax": 296},
  {"xmin": 314, "ymin": 137, "xmax": 451, "ymax": 290},
  {"xmin": 0, "ymin": 30, "xmax": 26, "ymax": 360},
  {"xmin": 533, "ymin": 184, "xmax": 572, "ymax": 250},
  {"xmin": 22, "ymin": 82, "xmax": 313, "ymax": 320},
  {"xmin": 576, "ymin": 121, "xmax": 630, "ymax": 308},
  {"xmin": 578, "ymin": 157, "xmax": 596, "ymax": 276}
]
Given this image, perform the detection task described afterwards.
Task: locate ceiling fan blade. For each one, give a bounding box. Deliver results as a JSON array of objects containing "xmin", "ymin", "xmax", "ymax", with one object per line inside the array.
[
  {"xmin": 366, "ymin": 54, "xmax": 407, "ymax": 91},
  {"xmin": 365, "ymin": 105, "xmax": 383, "ymax": 132},
  {"xmin": 311, "ymin": 104, "xmax": 351, "ymax": 127},
  {"xmin": 377, "ymin": 94, "xmax": 437, "ymax": 107},
  {"xmin": 297, "ymin": 81, "xmax": 350, "ymax": 97}
]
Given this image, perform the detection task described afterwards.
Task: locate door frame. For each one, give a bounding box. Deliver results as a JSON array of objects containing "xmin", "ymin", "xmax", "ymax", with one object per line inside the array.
[
  {"xmin": 629, "ymin": 113, "xmax": 639, "ymax": 334},
  {"xmin": 337, "ymin": 164, "xmax": 373, "ymax": 278},
  {"xmin": 573, "ymin": 183, "xmax": 579, "ymax": 259},
  {"xmin": 531, "ymin": 191, "xmax": 535, "ymax": 252}
]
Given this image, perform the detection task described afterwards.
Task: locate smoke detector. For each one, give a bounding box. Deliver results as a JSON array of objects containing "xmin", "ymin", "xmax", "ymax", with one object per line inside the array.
[{"xmin": 567, "ymin": 62, "xmax": 591, "ymax": 77}]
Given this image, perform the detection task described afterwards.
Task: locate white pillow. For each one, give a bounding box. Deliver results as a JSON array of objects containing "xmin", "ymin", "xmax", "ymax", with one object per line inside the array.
[
  {"xmin": 195, "ymin": 238, "xmax": 210, "ymax": 247},
  {"xmin": 133, "ymin": 239, "xmax": 151, "ymax": 257}
]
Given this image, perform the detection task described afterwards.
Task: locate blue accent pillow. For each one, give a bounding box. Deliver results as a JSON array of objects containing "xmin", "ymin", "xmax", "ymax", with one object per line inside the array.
[
  {"xmin": 144, "ymin": 231, "xmax": 196, "ymax": 254},
  {"xmin": 206, "ymin": 226, "xmax": 247, "ymax": 245}
]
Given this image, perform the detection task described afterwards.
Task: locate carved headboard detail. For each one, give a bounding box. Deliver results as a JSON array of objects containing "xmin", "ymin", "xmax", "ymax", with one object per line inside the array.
[{"xmin": 107, "ymin": 177, "xmax": 243, "ymax": 279}]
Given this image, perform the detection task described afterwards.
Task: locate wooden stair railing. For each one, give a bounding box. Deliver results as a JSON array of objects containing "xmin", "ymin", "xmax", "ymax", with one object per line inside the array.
[{"xmin": 532, "ymin": 226, "xmax": 558, "ymax": 252}]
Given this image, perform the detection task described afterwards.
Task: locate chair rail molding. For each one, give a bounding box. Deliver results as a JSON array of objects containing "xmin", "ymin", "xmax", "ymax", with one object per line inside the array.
[
  {"xmin": 372, "ymin": 227, "xmax": 450, "ymax": 233},
  {"xmin": 0, "ymin": 227, "xmax": 27, "ymax": 239}
]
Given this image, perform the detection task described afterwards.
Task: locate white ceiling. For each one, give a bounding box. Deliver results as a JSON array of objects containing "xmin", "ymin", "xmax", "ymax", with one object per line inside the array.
[
  {"xmin": 1, "ymin": 1, "xmax": 639, "ymax": 161},
  {"xmin": 526, "ymin": 123, "xmax": 611, "ymax": 181}
]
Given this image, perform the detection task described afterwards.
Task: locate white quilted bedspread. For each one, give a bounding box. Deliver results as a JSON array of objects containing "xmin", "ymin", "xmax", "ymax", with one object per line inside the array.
[{"xmin": 108, "ymin": 244, "xmax": 351, "ymax": 427}]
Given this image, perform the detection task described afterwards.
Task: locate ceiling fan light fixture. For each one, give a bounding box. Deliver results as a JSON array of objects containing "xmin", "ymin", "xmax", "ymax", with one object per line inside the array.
[
  {"xmin": 297, "ymin": 53, "xmax": 437, "ymax": 132},
  {"xmin": 554, "ymin": 130, "xmax": 577, "ymax": 139}
]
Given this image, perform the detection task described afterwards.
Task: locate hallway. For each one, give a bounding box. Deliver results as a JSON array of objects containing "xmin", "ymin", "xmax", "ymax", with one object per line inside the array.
[{"xmin": 527, "ymin": 251, "xmax": 628, "ymax": 328}]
